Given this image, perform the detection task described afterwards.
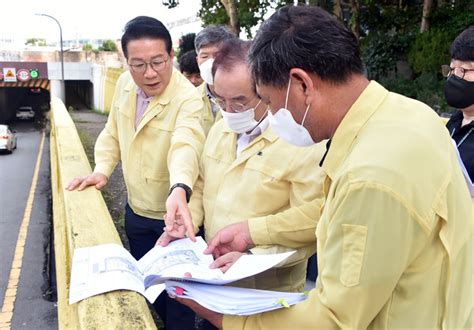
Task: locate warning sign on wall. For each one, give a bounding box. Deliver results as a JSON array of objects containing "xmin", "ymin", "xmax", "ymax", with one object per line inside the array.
[
  {"xmin": 3, "ymin": 68, "xmax": 17, "ymax": 82},
  {"xmin": 16, "ymin": 69, "xmax": 30, "ymax": 82}
]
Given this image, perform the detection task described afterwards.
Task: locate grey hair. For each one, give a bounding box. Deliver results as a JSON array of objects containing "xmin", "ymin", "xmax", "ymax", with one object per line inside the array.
[{"xmin": 194, "ymin": 25, "xmax": 236, "ymax": 52}]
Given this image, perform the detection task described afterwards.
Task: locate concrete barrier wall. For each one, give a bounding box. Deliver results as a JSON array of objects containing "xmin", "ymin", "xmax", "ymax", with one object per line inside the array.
[
  {"xmin": 50, "ymin": 97, "xmax": 156, "ymax": 329},
  {"xmin": 92, "ymin": 66, "xmax": 123, "ymax": 114}
]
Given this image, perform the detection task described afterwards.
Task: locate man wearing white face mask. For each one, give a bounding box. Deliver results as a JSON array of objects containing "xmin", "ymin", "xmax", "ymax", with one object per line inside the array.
[
  {"xmin": 195, "ymin": 25, "xmax": 235, "ymax": 135},
  {"xmin": 174, "ymin": 6, "xmax": 473, "ymax": 330},
  {"xmin": 267, "ymin": 77, "xmax": 315, "ymax": 147},
  {"xmin": 159, "ymin": 38, "xmax": 327, "ymax": 296}
]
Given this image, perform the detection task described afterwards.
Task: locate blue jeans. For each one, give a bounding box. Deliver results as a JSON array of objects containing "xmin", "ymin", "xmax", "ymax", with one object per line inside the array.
[{"xmin": 125, "ymin": 204, "xmax": 196, "ymax": 330}]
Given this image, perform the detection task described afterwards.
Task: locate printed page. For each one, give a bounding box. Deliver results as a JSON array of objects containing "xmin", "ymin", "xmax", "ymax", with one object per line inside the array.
[
  {"xmin": 143, "ymin": 283, "xmax": 166, "ymax": 303},
  {"xmin": 452, "ymin": 139, "xmax": 474, "ymax": 196},
  {"xmin": 140, "ymin": 237, "xmax": 295, "ymax": 287},
  {"xmin": 69, "ymin": 244, "xmax": 144, "ymax": 304},
  {"xmin": 165, "ymin": 280, "xmax": 308, "ymax": 316},
  {"xmin": 139, "ymin": 237, "xmax": 224, "ymax": 288},
  {"xmin": 221, "ymin": 251, "xmax": 295, "ymax": 282}
]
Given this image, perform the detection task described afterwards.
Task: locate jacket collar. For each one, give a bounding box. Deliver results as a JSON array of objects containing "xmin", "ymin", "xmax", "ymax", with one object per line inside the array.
[
  {"xmin": 223, "ymin": 119, "xmax": 279, "ymax": 174},
  {"xmin": 124, "ymin": 67, "xmax": 181, "ymax": 106},
  {"xmin": 322, "ymin": 81, "xmax": 388, "ymax": 179}
]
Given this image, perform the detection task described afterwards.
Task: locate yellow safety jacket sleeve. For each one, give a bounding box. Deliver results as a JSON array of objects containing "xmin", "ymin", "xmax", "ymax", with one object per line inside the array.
[
  {"xmin": 189, "ymin": 173, "xmax": 205, "ymax": 233},
  {"xmin": 167, "ymin": 96, "xmax": 205, "ymax": 188},
  {"xmin": 248, "ymin": 141, "xmax": 326, "ymax": 248},
  {"xmin": 248, "ymin": 199, "xmax": 323, "ymax": 248},
  {"xmin": 224, "ymin": 182, "xmax": 432, "ymax": 329}
]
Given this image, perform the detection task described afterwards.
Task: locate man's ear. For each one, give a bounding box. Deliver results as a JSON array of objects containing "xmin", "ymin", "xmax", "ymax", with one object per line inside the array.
[
  {"xmin": 170, "ymin": 49, "xmax": 175, "ymax": 61},
  {"xmin": 289, "ymin": 68, "xmax": 315, "ymax": 105}
]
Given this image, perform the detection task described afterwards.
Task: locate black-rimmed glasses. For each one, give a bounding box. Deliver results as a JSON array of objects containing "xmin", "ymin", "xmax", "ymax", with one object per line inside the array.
[{"xmin": 128, "ymin": 57, "xmax": 169, "ymax": 73}]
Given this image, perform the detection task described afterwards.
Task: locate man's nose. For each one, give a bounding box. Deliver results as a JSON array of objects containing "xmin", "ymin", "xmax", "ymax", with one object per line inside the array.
[{"xmin": 144, "ymin": 64, "xmax": 158, "ymax": 78}]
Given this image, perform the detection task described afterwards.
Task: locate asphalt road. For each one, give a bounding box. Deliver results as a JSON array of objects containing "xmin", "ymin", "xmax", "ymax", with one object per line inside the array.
[{"xmin": 0, "ymin": 121, "xmax": 57, "ymax": 329}]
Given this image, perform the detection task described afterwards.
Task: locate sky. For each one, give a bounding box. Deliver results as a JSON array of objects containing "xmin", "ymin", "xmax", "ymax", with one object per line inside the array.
[{"xmin": 1, "ymin": 0, "xmax": 202, "ymax": 46}]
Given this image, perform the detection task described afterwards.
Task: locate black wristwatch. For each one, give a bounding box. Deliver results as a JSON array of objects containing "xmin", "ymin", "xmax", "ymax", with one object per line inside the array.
[{"xmin": 169, "ymin": 183, "xmax": 192, "ymax": 203}]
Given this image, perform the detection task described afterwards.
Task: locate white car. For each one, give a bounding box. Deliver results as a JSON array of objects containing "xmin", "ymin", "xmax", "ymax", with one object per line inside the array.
[
  {"xmin": 16, "ymin": 106, "xmax": 35, "ymax": 120},
  {"xmin": 0, "ymin": 125, "xmax": 17, "ymax": 153}
]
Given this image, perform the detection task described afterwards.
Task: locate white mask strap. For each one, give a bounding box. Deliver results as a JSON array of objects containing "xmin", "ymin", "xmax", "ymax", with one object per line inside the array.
[
  {"xmin": 254, "ymin": 99, "xmax": 262, "ymax": 110},
  {"xmin": 284, "ymin": 78, "xmax": 292, "ymax": 109},
  {"xmin": 301, "ymin": 103, "xmax": 311, "ymax": 126}
]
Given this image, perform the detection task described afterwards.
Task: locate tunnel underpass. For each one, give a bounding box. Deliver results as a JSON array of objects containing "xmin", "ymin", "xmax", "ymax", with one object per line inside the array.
[
  {"xmin": 0, "ymin": 87, "xmax": 50, "ymax": 124},
  {"xmin": 65, "ymin": 80, "xmax": 93, "ymax": 111}
]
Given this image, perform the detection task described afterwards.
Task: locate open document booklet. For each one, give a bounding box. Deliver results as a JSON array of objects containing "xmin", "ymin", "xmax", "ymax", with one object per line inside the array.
[{"xmin": 69, "ymin": 237, "xmax": 307, "ymax": 314}]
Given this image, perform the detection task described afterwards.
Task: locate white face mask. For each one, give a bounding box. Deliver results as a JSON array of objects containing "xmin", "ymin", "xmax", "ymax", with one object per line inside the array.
[
  {"xmin": 268, "ymin": 78, "xmax": 315, "ymax": 147},
  {"xmin": 199, "ymin": 58, "xmax": 214, "ymax": 86},
  {"xmin": 220, "ymin": 101, "xmax": 262, "ymax": 134}
]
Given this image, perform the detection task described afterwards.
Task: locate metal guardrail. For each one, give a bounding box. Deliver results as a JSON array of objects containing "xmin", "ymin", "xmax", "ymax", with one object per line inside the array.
[{"xmin": 50, "ymin": 97, "xmax": 156, "ymax": 329}]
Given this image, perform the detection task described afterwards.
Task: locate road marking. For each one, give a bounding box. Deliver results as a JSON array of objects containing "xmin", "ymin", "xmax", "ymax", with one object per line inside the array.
[{"xmin": 0, "ymin": 132, "xmax": 45, "ymax": 329}]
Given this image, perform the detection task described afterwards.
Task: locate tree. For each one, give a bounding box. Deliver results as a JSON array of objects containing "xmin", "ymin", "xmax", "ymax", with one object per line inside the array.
[
  {"xmin": 220, "ymin": 0, "xmax": 240, "ymax": 35},
  {"xmin": 420, "ymin": 0, "xmax": 433, "ymax": 32},
  {"xmin": 198, "ymin": 0, "xmax": 278, "ymax": 37},
  {"xmin": 25, "ymin": 38, "xmax": 47, "ymax": 46},
  {"xmin": 98, "ymin": 40, "xmax": 118, "ymax": 52},
  {"xmin": 83, "ymin": 44, "xmax": 93, "ymax": 52},
  {"xmin": 167, "ymin": 0, "xmax": 303, "ymax": 37},
  {"xmin": 178, "ymin": 33, "xmax": 196, "ymax": 59},
  {"xmin": 349, "ymin": 0, "xmax": 361, "ymax": 40}
]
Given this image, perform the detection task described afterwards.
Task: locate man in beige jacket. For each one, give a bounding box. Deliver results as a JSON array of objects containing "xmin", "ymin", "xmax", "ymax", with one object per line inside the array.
[
  {"xmin": 194, "ymin": 25, "xmax": 235, "ymax": 135},
  {"xmin": 67, "ymin": 16, "xmax": 204, "ymax": 330}
]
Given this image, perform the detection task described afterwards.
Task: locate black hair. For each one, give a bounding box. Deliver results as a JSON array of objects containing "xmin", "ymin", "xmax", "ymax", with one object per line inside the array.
[
  {"xmin": 121, "ymin": 16, "xmax": 172, "ymax": 58},
  {"xmin": 249, "ymin": 5, "xmax": 364, "ymax": 88},
  {"xmin": 179, "ymin": 50, "xmax": 199, "ymax": 74},
  {"xmin": 451, "ymin": 26, "xmax": 474, "ymax": 61}
]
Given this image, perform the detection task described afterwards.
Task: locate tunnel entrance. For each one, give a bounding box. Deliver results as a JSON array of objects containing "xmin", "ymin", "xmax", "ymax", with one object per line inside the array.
[
  {"xmin": 65, "ymin": 80, "xmax": 93, "ymax": 111},
  {"xmin": 0, "ymin": 87, "xmax": 50, "ymax": 125}
]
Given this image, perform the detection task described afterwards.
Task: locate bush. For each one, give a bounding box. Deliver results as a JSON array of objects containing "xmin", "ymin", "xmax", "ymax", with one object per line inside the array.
[
  {"xmin": 98, "ymin": 40, "xmax": 118, "ymax": 52},
  {"xmin": 362, "ymin": 31, "xmax": 414, "ymax": 80},
  {"xmin": 407, "ymin": 29, "xmax": 452, "ymax": 74}
]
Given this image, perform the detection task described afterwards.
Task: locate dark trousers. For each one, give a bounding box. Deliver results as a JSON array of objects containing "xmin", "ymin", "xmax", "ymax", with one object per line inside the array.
[
  {"xmin": 125, "ymin": 204, "xmax": 196, "ymax": 330},
  {"xmin": 306, "ymin": 254, "xmax": 318, "ymax": 282}
]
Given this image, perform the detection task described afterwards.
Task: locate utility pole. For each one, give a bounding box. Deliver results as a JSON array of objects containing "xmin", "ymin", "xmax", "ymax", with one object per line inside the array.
[{"xmin": 36, "ymin": 13, "xmax": 65, "ymax": 102}]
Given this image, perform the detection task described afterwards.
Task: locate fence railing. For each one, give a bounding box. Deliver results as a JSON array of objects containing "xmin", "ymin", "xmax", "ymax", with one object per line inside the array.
[{"xmin": 50, "ymin": 97, "xmax": 156, "ymax": 329}]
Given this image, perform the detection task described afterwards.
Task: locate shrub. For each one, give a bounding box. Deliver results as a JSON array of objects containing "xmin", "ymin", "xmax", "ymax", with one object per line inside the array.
[{"xmin": 407, "ymin": 29, "xmax": 452, "ymax": 74}]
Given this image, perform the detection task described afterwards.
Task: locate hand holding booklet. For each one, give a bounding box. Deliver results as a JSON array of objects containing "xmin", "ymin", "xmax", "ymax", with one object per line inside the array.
[{"xmin": 69, "ymin": 237, "xmax": 306, "ymax": 315}]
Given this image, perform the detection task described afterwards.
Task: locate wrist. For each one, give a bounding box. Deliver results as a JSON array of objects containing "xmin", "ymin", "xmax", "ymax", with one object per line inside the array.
[{"xmin": 169, "ymin": 183, "xmax": 192, "ymax": 203}]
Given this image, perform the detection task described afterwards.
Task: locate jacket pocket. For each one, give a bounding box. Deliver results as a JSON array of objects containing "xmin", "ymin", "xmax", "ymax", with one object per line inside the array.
[
  {"xmin": 144, "ymin": 168, "xmax": 169, "ymax": 181},
  {"xmin": 340, "ymin": 224, "xmax": 367, "ymax": 287},
  {"xmin": 142, "ymin": 169, "xmax": 169, "ymax": 212}
]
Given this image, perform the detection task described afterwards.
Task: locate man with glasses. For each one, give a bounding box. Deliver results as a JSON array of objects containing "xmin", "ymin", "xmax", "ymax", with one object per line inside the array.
[
  {"xmin": 194, "ymin": 25, "xmax": 235, "ymax": 135},
  {"xmin": 444, "ymin": 26, "xmax": 474, "ymax": 192},
  {"xmin": 67, "ymin": 16, "xmax": 204, "ymax": 329},
  {"xmin": 159, "ymin": 39, "xmax": 326, "ymax": 324}
]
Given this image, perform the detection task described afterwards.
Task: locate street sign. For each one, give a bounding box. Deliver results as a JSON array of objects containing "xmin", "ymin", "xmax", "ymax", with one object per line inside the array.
[
  {"xmin": 17, "ymin": 69, "xmax": 31, "ymax": 82},
  {"xmin": 3, "ymin": 68, "xmax": 17, "ymax": 82},
  {"xmin": 30, "ymin": 69, "xmax": 39, "ymax": 79}
]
